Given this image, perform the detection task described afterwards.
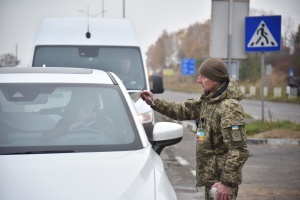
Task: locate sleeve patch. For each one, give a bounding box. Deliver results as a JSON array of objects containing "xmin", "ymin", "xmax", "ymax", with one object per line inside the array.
[{"xmin": 231, "ymin": 126, "xmax": 242, "ymax": 141}]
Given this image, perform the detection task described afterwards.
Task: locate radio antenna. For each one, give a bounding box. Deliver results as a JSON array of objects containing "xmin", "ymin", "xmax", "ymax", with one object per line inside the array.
[{"xmin": 86, "ymin": 6, "xmax": 91, "ymax": 38}]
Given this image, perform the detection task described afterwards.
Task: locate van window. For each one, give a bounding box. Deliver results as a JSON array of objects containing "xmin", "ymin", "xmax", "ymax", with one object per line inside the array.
[{"xmin": 33, "ymin": 46, "xmax": 146, "ymax": 90}]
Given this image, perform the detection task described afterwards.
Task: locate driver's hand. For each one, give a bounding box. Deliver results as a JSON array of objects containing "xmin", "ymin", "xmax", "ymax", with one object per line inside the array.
[{"xmin": 69, "ymin": 122, "xmax": 86, "ymax": 131}]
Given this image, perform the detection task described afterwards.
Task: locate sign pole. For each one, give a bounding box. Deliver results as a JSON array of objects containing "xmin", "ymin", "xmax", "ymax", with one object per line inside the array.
[
  {"xmin": 245, "ymin": 16, "xmax": 281, "ymax": 122},
  {"xmin": 261, "ymin": 52, "xmax": 265, "ymax": 122},
  {"xmin": 227, "ymin": 0, "xmax": 233, "ymax": 72}
]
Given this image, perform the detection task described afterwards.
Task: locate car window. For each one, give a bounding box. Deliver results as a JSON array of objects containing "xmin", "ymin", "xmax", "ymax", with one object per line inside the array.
[
  {"xmin": 33, "ymin": 46, "xmax": 147, "ymax": 90},
  {"xmin": 0, "ymin": 83, "xmax": 142, "ymax": 154}
]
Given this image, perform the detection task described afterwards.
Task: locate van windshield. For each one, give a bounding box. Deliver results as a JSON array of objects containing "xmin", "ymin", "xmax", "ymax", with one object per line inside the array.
[{"xmin": 33, "ymin": 46, "xmax": 146, "ymax": 90}]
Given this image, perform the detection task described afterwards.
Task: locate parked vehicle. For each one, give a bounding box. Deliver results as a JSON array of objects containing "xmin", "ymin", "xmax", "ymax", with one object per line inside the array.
[
  {"xmin": 30, "ymin": 17, "xmax": 164, "ymax": 144},
  {"xmin": 0, "ymin": 67, "xmax": 183, "ymax": 200},
  {"xmin": 287, "ymin": 76, "xmax": 300, "ymax": 96}
]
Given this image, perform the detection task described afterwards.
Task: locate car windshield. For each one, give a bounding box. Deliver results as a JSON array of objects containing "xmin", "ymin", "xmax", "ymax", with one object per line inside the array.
[
  {"xmin": 33, "ymin": 46, "xmax": 147, "ymax": 90},
  {"xmin": 0, "ymin": 83, "xmax": 142, "ymax": 155}
]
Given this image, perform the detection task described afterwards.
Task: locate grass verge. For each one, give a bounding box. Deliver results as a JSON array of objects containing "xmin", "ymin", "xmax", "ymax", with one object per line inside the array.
[{"xmin": 246, "ymin": 120, "xmax": 300, "ymax": 137}]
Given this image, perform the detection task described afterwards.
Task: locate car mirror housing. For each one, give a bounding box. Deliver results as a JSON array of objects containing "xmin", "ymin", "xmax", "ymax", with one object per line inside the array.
[
  {"xmin": 152, "ymin": 122, "xmax": 183, "ymax": 155},
  {"xmin": 151, "ymin": 74, "xmax": 164, "ymax": 94}
]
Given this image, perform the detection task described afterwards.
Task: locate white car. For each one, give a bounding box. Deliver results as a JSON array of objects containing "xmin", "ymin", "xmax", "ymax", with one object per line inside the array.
[
  {"xmin": 31, "ymin": 17, "xmax": 165, "ymax": 145},
  {"xmin": 0, "ymin": 67, "xmax": 183, "ymax": 200}
]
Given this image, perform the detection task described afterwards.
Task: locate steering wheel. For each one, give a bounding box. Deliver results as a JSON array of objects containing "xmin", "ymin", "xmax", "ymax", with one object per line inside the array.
[
  {"xmin": 118, "ymin": 74, "xmax": 137, "ymax": 87},
  {"xmin": 49, "ymin": 115, "xmax": 117, "ymax": 143},
  {"xmin": 97, "ymin": 115, "xmax": 117, "ymax": 141},
  {"xmin": 69, "ymin": 126, "xmax": 106, "ymax": 135},
  {"xmin": 51, "ymin": 127, "xmax": 106, "ymax": 144}
]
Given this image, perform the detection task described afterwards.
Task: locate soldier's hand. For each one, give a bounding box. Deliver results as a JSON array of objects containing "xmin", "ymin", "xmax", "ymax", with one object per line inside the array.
[
  {"xmin": 212, "ymin": 182, "xmax": 230, "ymax": 200},
  {"xmin": 141, "ymin": 90, "xmax": 155, "ymax": 106}
]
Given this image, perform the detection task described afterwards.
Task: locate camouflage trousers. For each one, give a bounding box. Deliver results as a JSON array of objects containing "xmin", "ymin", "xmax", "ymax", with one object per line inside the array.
[{"xmin": 204, "ymin": 186, "xmax": 238, "ymax": 200}]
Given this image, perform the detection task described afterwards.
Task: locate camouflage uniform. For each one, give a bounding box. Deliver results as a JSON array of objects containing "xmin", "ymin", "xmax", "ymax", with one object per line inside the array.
[{"xmin": 152, "ymin": 77, "xmax": 249, "ymax": 199}]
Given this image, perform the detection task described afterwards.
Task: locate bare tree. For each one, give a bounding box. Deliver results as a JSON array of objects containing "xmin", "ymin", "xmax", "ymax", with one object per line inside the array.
[
  {"xmin": 146, "ymin": 20, "xmax": 211, "ymax": 72},
  {"xmin": 146, "ymin": 31, "xmax": 172, "ymax": 72},
  {"xmin": 282, "ymin": 17, "xmax": 295, "ymax": 50},
  {"xmin": 179, "ymin": 20, "xmax": 210, "ymax": 59},
  {"xmin": 0, "ymin": 53, "xmax": 20, "ymax": 67}
]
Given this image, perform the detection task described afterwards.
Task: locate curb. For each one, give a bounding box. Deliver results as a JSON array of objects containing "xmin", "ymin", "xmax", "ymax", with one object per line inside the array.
[
  {"xmin": 247, "ymin": 138, "xmax": 300, "ymax": 145},
  {"xmin": 163, "ymin": 117, "xmax": 300, "ymax": 146}
]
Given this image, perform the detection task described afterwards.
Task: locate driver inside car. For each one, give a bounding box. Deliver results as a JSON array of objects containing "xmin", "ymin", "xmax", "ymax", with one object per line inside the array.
[
  {"xmin": 116, "ymin": 56, "xmax": 144, "ymax": 89},
  {"xmin": 64, "ymin": 98, "xmax": 97, "ymax": 132},
  {"xmin": 117, "ymin": 57, "xmax": 134, "ymax": 85},
  {"xmin": 41, "ymin": 92, "xmax": 102, "ymax": 142}
]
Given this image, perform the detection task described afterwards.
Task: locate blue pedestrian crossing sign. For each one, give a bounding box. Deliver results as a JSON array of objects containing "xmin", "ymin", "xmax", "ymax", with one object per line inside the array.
[
  {"xmin": 245, "ymin": 16, "xmax": 281, "ymax": 52},
  {"xmin": 289, "ymin": 68, "xmax": 294, "ymax": 77},
  {"xmin": 181, "ymin": 58, "xmax": 195, "ymax": 75}
]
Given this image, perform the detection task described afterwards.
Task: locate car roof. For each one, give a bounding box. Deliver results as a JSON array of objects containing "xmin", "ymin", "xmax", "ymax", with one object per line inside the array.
[
  {"xmin": 34, "ymin": 17, "xmax": 140, "ymax": 46},
  {"xmin": 0, "ymin": 67, "xmax": 116, "ymax": 84}
]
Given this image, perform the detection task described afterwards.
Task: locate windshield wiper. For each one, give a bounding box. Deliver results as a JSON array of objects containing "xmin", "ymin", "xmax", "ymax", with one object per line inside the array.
[{"xmin": 2, "ymin": 150, "xmax": 75, "ymax": 155}]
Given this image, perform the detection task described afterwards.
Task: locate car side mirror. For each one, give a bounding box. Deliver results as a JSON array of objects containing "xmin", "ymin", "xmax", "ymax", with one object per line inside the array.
[
  {"xmin": 150, "ymin": 74, "xmax": 164, "ymax": 94},
  {"xmin": 152, "ymin": 122, "xmax": 183, "ymax": 155}
]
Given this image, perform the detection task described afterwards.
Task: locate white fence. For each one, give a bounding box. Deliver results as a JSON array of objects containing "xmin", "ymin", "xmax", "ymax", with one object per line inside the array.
[{"xmin": 239, "ymin": 86, "xmax": 297, "ymax": 98}]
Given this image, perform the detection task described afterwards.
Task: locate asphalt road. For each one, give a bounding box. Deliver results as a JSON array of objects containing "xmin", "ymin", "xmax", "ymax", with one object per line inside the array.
[
  {"xmin": 157, "ymin": 111, "xmax": 300, "ymax": 200},
  {"xmin": 155, "ymin": 90, "xmax": 300, "ymax": 123},
  {"xmin": 154, "ymin": 91, "xmax": 300, "ymax": 200}
]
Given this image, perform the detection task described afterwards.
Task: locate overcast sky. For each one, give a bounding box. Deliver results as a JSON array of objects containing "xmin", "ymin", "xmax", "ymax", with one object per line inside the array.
[{"xmin": 0, "ymin": 0, "xmax": 299, "ymax": 66}]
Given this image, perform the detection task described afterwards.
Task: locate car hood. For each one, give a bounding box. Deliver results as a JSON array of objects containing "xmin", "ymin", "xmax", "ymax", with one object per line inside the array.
[{"xmin": 0, "ymin": 146, "xmax": 173, "ymax": 200}]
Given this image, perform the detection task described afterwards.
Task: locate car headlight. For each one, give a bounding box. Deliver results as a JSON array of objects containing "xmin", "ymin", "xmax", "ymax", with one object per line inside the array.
[{"xmin": 139, "ymin": 110, "xmax": 153, "ymax": 124}]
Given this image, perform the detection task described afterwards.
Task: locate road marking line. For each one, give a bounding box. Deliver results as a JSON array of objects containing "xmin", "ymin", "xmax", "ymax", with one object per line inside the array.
[
  {"xmin": 175, "ymin": 156, "xmax": 189, "ymax": 166},
  {"xmin": 191, "ymin": 170, "xmax": 196, "ymax": 176},
  {"xmin": 252, "ymin": 115, "xmax": 260, "ymax": 120}
]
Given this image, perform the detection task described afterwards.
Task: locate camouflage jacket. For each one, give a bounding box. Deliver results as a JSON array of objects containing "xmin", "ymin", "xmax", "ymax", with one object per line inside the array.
[{"xmin": 152, "ymin": 77, "xmax": 249, "ymax": 187}]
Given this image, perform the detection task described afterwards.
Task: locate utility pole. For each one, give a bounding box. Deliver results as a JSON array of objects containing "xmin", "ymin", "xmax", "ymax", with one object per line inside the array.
[
  {"xmin": 123, "ymin": 0, "xmax": 125, "ymax": 18},
  {"xmin": 102, "ymin": 0, "xmax": 105, "ymax": 18},
  {"xmin": 15, "ymin": 44, "xmax": 18, "ymax": 60},
  {"xmin": 227, "ymin": 0, "xmax": 233, "ymax": 77},
  {"xmin": 78, "ymin": 4, "xmax": 105, "ymax": 18},
  {"xmin": 15, "ymin": 44, "xmax": 18, "ymax": 67}
]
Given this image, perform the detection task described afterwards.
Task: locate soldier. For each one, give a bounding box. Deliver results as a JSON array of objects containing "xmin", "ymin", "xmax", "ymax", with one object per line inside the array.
[{"xmin": 141, "ymin": 57, "xmax": 249, "ymax": 200}]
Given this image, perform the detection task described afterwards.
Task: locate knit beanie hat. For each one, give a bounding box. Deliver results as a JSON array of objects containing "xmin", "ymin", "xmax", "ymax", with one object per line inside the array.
[{"xmin": 199, "ymin": 58, "xmax": 229, "ymax": 83}]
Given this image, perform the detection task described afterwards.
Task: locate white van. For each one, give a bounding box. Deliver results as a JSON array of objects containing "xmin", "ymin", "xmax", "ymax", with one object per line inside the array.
[{"xmin": 31, "ymin": 17, "xmax": 164, "ymax": 145}]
